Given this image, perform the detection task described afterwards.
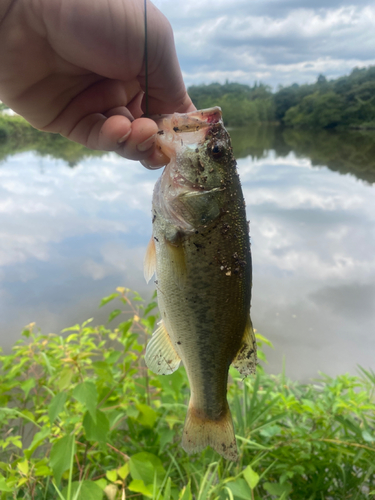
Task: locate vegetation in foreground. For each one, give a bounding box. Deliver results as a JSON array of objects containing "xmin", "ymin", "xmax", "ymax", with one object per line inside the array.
[{"xmin": 1, "ymin": 288, "xmax": 375, "ymax": 500}]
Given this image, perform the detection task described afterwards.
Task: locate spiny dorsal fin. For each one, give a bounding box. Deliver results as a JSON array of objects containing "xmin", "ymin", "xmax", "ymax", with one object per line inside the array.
[
  {"xmin": 144, "ymin": 237, "xmax": 156, "ymax": 283},
  {"xmin": 145, "ymin": 320, "xmax": 181, "ymax": 375},
  {"xmin": 232, "ymin": 314, "xmax": 257, "ymax": 377}
]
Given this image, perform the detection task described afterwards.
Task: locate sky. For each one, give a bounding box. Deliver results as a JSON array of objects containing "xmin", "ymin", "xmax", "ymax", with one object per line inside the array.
[{"xmin": 154, "ymin": 0, "xmax": 375, "ymax": 89}]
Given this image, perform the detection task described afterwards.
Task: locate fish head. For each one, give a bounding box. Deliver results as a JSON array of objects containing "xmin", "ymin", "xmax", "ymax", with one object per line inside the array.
[{"xmin": 154, "ymin": 107, "xmax": 234, "ymax": 192}]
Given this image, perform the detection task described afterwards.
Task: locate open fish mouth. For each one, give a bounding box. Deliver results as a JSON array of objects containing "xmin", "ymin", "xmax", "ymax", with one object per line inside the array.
[{"xmin": 152, "ymin": 107, "xmax": 223, "ymax": 133}]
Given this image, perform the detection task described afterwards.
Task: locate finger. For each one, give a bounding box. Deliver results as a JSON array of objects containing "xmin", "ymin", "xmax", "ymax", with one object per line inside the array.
[
  {"xmin": 116, "ymin": 117, "xmax": 160, "ymax": 161},
  {"xmin": 140, "ymin": 149, "xmax": 169, "ymax": 170},
  {"xmin": 127, "ymin": 90, "xmax": 145, "ymax": 119},
  {"xmin": 44, "ymin": 78, "xmax": 141, "ymax": 137},
  {"xmin": 105, "ymin": 106, "xmax": 134, "ymax": 121}
]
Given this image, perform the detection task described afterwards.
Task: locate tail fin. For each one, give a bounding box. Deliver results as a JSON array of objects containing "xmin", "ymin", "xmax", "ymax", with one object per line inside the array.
[{"xmin": 181, "ymin": 402, "xmax": 238, "ymax": 461}]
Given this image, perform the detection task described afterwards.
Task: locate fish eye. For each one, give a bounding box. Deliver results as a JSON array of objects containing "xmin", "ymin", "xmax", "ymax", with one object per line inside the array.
[{"xmin": 210, "ymin": 143, "xmax": 225, "ymax": 159}]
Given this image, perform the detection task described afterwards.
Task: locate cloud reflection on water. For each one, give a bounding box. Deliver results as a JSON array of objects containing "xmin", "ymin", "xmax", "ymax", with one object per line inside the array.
[{"xmin": 0, "ymin": 144, "xmax": 374, "ymax": 380}]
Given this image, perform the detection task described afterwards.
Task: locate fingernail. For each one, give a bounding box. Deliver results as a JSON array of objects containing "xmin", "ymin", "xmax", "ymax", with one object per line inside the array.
[
  {"xmin": 140, "ymin": 160, "xmax": 164, "ymax": 170},
  {"xmin": 137, "ymin": 135, "xmax": 156, "ymax": 152},
  {"xmin": 117, "ymin": 130, "xmax": 131, "ymax": 144}
]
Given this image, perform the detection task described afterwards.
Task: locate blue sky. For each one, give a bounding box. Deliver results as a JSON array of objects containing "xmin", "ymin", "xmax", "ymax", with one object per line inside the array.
[{"xmin": 154, "ymin": 0, "xmax": 375, "ymax": 89}]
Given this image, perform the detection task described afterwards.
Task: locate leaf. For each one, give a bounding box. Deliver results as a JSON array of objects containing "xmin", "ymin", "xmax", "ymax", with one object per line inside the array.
[
  {"xmin": 21, "ymin": 328, "xmax": 31, "ymax": 338},
  {"xmin": 100, "ymin": 294, "xmax": 119, "ymax": 307},
  {"xmin": 136, "ymin": 403, "xmax": 157, "ymax": 428},
  {"xmin": 48, "ymin": 392, "xmax": 67, "ymax": 423},
  {"xmin": 34, "ymin": 465, "xmax": 52, "ymax": 477},
  {"xmin": 255, "ymin": 333, "xmax": 274, "ymax": 348},
  {"xmin": 106, "ymin": 470, "xmax": 117, "ymax": 483},
  {"xmin": 159, "ymin": 428, "xmax": 175, "ymax": 452},
  {"xmin": 61, "ymin": 323, "xmax": 81, "ymax": 333},
  {"xmin": 117, "ymin": 463, "xmax": 129, "ymax": 480},
  {"xmin": 21, "ymin": 378, "xmax": 36, "ymax": 398},
  {"xmin": 179, "ymin": 481, "xmax": 192, "ymax": 500},
  {"xmin": 128, "ymin": 479, "xmax": 153, "ymax": 497},
  {"xmin": 50, "ymin": 434, "xmax": 75, "ymax": 484},
  {"xmin": 0, "ymin": 476, "xmax": 13, "ymax": 492},
  {"xmin": 259, "ymin": 424, "xmax": 281, "ymax": 438},
  {"xmin": 83, "ymin": 409, "xmax": 110, "ymax": 443},
  {"xmin": 163, "ymin": 477, "xmax": 172, "ymax": 500},
  {"xmin": 129, "ymin": 452, "xmax": 165, "ymax": 486},
  {"xmin": 362, "ymin": 430, "xmax": 374, "ymax": 442},
  {"xmin": 17, "ymin": 460, "xmax": 29, "ymax": 476},
  {"xmin": 243, "ymin": 465, "xmax": 260, "ymax": 490},
  {"xmin": 25, "ymin": 427, "xmax": 51, "ymax": 459},
  {"xmin": 226, "ymin": 478, "xmax": 252, "ymax": 500},
  {"xmin": 73, "ymin": 382, "xmax": 98, "ymax": 422},
  {"xmin": 118, "ymin": 320, "xmax": 133, "ymax": 336},
  {"xmin": 61, "ymin": 480, "xmax": 103, "ymax": 500},
  {"xmin": 143, "ymin": 301, "xmax": 158, "ymax": 316},
  {"xmin": 58, "ymin": 368, "xmax": 73, "ymax": 390},
  {"xmin": 263, "ymin": 482, "xmax": 292, "ymax": 497},
  {"xmin": 108, "ymin": 309, "xmax": 122, "ymax": 323},
  {"xmin": 95, "ymin": 478, "xmax": 107, "ymax": 490}
]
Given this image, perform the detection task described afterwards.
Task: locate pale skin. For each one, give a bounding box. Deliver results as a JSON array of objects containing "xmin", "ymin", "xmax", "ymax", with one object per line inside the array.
[{"xmin": 0, "ymin": 0, "xmax": 195, "ymax": 167}]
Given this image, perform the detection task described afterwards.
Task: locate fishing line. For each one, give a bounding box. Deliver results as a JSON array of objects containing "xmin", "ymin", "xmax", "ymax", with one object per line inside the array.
[{"xmin": 144, "ymin": 0, "xmax": 149, "ymax": 117}]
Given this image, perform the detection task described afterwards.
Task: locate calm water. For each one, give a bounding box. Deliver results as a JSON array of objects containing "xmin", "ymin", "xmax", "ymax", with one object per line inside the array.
[{"xmin": 1, "ymin": 126, "xmax": 374, "ymax": 380}]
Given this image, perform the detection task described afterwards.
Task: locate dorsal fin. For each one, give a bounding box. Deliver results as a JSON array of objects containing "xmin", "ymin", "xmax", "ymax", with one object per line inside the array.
[
  {"xmin": 232, "ymin": 314, "xmax": 257, "ymax": 377},
  {"xmin": 145, "ymin": 320, "xmax": 181, "ymax": 375},
  {"xmin": 144, "ymin": 237, "xmax": 157, "ymax": 284}
]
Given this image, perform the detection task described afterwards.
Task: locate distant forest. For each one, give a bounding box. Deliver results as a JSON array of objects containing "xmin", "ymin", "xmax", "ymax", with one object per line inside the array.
[
  {"xmin": 1, "ymin": 66, "xmax": 375, "ymax": 134},
  {"xmin": 188, "ymin": 66, "xmax": 375, "ymax": 129}
]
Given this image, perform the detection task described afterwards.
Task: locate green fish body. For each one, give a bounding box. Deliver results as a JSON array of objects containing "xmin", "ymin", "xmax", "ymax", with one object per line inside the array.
[{"xmin": 144, "ymin": 108, "xmax": 257, "ymax": 461}]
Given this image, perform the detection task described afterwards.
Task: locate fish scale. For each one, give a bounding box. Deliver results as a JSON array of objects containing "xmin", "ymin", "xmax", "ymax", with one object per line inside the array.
[{"xmin": 144, "ymin": 107, "xmax": 257, "ymax": 461}]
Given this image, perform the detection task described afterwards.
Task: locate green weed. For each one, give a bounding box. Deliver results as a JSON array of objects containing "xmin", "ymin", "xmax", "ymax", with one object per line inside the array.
[{"xmin": 0, "ymin": 287, "xmax": 374, "ymax": 499}]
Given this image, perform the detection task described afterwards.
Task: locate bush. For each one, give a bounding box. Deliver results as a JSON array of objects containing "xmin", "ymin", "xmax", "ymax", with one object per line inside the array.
[{"xmin": 1, "ymin": 288, "xmax": 375, "ymax": 499}]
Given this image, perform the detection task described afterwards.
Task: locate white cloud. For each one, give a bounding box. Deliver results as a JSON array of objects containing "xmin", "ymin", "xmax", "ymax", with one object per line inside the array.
[{"xmin": 155, "ymin": 1, "xmax": 375, "ymax": 88}]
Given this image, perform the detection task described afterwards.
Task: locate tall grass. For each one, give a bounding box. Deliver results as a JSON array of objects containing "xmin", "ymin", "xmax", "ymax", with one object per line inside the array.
[{"xmin": 0, "ymin": 287, "xmax": 374, "ymax": 499}]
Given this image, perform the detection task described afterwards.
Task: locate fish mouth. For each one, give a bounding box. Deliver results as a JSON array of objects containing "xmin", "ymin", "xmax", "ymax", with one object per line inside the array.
[
  {"xmin": 152, "ymin": 107, "xmax": 224, "ymax": 163},
  {"xmin": 152, "ymin": 107, "xmax": 223, "ymax": 134}
]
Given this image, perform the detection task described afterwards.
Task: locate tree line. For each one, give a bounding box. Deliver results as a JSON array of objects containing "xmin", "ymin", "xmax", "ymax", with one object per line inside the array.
[
  {"xmin": 188, "ymin": 66, "xmax": 375, "ymax": 129},
  {"xmin": 2, "ymin": 65, "xmax": 375, "ymax": 132}
]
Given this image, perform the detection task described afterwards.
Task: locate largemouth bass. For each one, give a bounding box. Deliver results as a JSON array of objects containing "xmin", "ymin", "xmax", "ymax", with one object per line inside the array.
[{"xmin": 144, "ymin": 107, "xmax": 257, "ymax": 461}]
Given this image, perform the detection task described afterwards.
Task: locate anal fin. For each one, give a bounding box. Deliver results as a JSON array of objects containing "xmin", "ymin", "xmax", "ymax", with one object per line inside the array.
[
  {"xmin": 145, "ymin": 320, "xmax": 181, "ymax": 375},
  {"xmin": 232, "ymin": 314, "xmax": 257, "ymax": 376},
  {"xmin": 144, "ymin": 236, "xmax": 157, "ymax": 284}
]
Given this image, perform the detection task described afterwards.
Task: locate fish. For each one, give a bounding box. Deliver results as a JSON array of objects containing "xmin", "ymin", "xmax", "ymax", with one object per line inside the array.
[{"xmin": 143, "ymin": 107, "xmax": 257, "ymax": 461}]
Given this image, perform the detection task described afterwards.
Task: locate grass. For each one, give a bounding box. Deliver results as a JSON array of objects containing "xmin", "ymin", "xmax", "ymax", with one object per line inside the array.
[{"xmin": 0, "ymin": 287, "xmax": 374, "ymax": 499}]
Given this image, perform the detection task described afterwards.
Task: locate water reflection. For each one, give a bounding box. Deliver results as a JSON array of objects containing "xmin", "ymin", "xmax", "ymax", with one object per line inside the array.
[
  {"xmin": 0, "ymin": 126, "xmax": 374, "ymax": 380},
  {"xmin": 232, "ymin": 125, "xmax": 375, "ymax": 184}
]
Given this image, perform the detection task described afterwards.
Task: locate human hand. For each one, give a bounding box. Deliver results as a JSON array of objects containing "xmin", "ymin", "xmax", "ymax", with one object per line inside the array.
[{"xmin": 0, "ymin": 0, "xmax": 195, "ymax": 167}]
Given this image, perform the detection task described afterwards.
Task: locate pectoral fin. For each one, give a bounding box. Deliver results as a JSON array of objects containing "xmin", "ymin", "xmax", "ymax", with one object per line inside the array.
[
  {"xmin": 145, "ymin": 320, "xmax": 181, "ymax": 375},
  {"xmin": 232, "ymin": 314, "xmax": 257, "ymax": 376},
  {"xmin": 144, "ymin": 237, "xmax": 157, "ymax": 283}
]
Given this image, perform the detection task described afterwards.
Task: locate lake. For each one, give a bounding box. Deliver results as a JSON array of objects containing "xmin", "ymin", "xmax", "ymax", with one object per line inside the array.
[{"xmin": 0, "ymin": 125, "xmax": 374, "ymax": 380}]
